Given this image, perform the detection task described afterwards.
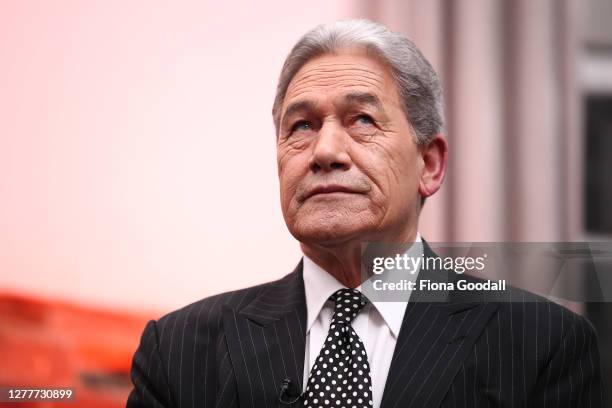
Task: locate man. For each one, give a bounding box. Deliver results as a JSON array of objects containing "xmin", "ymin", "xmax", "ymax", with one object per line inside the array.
[{"xmin": 127, "ymin": 20, "xmax": 603, "ymax": 407}]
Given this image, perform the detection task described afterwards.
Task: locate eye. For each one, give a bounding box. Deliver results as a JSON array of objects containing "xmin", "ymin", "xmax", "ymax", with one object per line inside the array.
[
  {"xmin": 291, "ymin": 120, "xmax": 312, "ymax": 133},
  {"xmin": 355, "ymin": 114, "xmax": 374, "ymax": 125}
]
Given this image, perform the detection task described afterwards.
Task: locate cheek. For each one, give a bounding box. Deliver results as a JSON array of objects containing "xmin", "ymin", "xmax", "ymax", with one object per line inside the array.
[
  {"xmin": 277, "ymin": 151, "xmax": 307, "ymax": 210},
  {"xmin": 389, "ymin": 150, "xmax": 423, "ymax": 213},
  {"xmin": 356, "ymin": 141, "xmax": 421, "ymax": 205},
  {"xmin": 353, "ymin": 141, "xmax": 403, "ymax": 194},
  {"xmin": 280, "ymin": 179, "xmax": 298, "ymax": 214}
]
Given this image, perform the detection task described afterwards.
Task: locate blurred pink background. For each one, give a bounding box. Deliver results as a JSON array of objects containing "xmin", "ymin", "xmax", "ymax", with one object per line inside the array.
[{"xmin": 1, "ymin": 0, "xmax": 611, "ymax": 406}]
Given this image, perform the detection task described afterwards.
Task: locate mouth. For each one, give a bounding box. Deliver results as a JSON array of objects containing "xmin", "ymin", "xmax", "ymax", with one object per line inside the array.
[{"xmin": 303, "ymin": 185, "xmax": 364, "ymax": 201}]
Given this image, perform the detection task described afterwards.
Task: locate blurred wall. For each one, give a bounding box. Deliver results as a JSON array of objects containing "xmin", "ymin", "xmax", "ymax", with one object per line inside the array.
[{"xmin": 1, "ymin": 1, "xmax": 371, "ymax": 313}]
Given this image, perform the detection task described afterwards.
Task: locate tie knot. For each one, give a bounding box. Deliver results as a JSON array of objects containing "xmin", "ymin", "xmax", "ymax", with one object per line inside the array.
[{"xmin": 330, "ymin": 288, "xmax": 369, "ymax": 324}]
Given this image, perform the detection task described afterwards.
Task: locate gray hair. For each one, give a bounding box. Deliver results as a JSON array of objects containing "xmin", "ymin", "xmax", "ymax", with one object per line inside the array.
[{"xmin": 271, "ymin": 19, "xmax": 444, "ymax": 144}]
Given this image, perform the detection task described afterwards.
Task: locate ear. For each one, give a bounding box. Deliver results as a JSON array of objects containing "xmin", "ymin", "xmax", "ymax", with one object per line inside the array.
[{"xmin": 418, "ymin": 134, "xmax": 448, "ymax": 198}]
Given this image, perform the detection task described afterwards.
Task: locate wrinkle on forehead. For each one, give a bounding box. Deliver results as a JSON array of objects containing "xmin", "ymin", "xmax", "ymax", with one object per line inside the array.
[
  {"xmin": 282, "ymin": 54, "xmax": 401, "ymax": 117},
  {"xmin": 288, "ymin": 79, "xmax": 384, "ymax": 102},
  {"xmin": 287, "ymin": 67, "xmax": 386, "ymax": 98},
  {"xmin": 292, "ymin": 64, "xmax": 384, "ymax": 85}
]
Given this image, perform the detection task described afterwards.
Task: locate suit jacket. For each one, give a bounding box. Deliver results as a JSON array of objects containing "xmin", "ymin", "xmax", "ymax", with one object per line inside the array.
[{"xmin": 127, "ymin": 245, "xmax": 604, "ymax": 408}]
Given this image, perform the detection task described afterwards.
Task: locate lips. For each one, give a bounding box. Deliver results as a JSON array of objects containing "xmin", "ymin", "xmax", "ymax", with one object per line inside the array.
[{"xmin": 304, "ymin": 184, "xmax": 363, "ymax": 200}]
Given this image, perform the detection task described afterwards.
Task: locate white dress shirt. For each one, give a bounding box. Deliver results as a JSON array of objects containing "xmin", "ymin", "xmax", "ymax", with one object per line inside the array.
[{"xmin": 302, "ymin": 234, "xmax": 422, "ymax": 408}]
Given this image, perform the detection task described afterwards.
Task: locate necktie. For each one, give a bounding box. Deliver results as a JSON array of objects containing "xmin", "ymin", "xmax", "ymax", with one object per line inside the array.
[{"xmin": 303, "ymin": 288, "xmax": 373, "ymax": 407}]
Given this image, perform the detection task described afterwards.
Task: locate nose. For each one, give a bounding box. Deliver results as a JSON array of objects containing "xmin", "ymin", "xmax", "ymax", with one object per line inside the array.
[{"xmin": 308, "ymin": 121, "xmax": 351, "ymax": 173}]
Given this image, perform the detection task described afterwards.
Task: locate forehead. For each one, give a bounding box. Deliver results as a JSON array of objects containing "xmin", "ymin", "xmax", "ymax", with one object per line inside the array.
[{"xmin": 283, "ymin": 49, "xmax": 401, "ymax": 111}]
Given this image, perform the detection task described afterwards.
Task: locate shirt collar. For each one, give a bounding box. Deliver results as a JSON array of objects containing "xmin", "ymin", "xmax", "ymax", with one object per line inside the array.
[{"xmin": 302, "ymin": 233, "xmax": 422, "ymax": 338}]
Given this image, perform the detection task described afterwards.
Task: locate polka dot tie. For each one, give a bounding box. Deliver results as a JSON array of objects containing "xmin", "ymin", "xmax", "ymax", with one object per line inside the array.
[{"xmin": 303, "ymin": 288, "xmax": 373, "ymax": 408}]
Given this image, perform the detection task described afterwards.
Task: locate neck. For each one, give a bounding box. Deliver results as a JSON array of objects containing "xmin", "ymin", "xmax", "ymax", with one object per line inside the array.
[{"xmin": 301, "ymin": 226, "xmax": 418, "ymax": 288}]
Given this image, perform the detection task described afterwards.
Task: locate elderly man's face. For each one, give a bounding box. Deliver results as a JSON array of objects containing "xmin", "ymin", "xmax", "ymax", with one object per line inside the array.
[{"xmin": 277, "ymin": 49, "xmax": 424, "ymax": 246}]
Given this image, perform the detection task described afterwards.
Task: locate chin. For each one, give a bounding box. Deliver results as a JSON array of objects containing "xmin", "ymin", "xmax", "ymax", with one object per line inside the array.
[{"xmin": 290, "ymin": 217, "xmax": 372, "ymax": 246}]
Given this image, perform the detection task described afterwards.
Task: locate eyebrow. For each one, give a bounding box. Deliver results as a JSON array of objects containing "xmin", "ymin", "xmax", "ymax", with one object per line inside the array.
[
  {"xmin": 281, "ymin": 100, "xmax": 318, "ymax": 129},
  {"xmin": 342, "ymin": 91, "xmax": 384, "ymax": 110}
]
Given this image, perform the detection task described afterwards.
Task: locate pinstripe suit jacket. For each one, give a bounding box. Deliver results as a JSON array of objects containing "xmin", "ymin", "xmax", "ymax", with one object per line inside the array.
[{"xmin": 127, "ymin": 246, "xmax": 604, "ymax": 408}]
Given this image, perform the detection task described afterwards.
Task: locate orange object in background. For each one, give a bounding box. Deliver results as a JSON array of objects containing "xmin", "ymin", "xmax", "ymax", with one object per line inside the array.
[{"xmin": 0, "ymin": 292, "xmax": 154, "ymax": 408}]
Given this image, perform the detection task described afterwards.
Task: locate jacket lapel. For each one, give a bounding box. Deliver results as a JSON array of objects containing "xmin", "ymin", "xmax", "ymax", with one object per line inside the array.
[
  {"xmin": 223, "ymin": 260, "xmax": 307, "ymax": 408},
  {"xmin": 380, "ymin": 242, "xmax": 499, "ymax": 408},
  {"xmin": 221, "ymin": 243, "xmax": 500, "ymax": 408}
]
